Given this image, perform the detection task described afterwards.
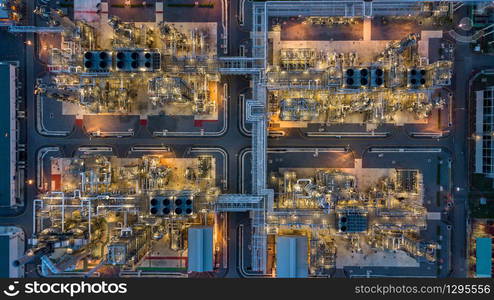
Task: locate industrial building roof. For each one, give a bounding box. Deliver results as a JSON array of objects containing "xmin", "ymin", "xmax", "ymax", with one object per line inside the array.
[{"xmin": 476, "ymin": 237, "xmax": 492, "ymax": 278}]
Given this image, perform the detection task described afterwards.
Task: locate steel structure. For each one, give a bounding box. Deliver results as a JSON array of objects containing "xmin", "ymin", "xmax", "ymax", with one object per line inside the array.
[
  {"xmin": 215, "ymin": 0, "xmax": 493, "ymax": 274},
  {"xmin": 19, "ymin": 0, "xmax": 493, "ymax": 277}
]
